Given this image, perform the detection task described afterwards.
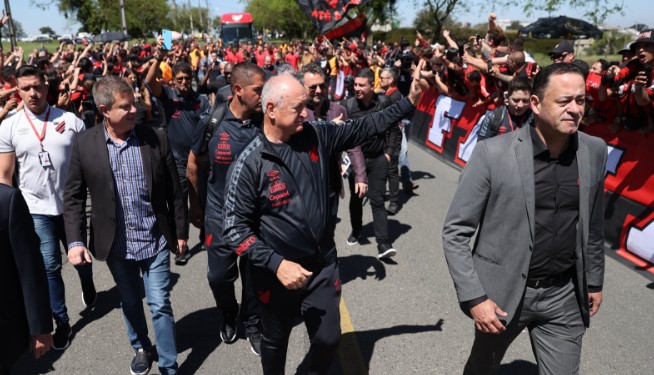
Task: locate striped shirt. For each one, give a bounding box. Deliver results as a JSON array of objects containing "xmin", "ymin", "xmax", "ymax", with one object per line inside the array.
[{"xmin": 104, "ymin": 127, "xmax": 167, "ymax": 260}]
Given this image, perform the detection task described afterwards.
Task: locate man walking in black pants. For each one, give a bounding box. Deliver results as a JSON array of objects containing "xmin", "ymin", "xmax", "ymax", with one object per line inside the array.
[
  {"xmin": 344, "ymin": 68, "xmax": 402, "ymax": 259},
  {"xmin": 222, "ymin": 74, "xmax": 421, "ymax": 374}
]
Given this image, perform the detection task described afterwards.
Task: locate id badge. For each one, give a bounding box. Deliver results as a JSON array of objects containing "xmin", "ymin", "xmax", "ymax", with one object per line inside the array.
[{"xmin": 39, "ymin": 151, "xmax": 53, "ymax": 167}]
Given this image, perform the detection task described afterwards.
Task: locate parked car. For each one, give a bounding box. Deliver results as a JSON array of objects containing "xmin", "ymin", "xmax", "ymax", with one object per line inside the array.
[{"xmin": 33, "ymin": 35, "xmax": 53, "ymax": 42}]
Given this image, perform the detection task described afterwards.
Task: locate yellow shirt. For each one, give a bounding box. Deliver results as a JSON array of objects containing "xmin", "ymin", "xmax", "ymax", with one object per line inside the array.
[
  {"xmin": 371, "ymin": 65, "xmax": 381, "ymax": 91},
  {"xmin": 329, "ymin": 57, "xmax": 337, "ymax": 76}
]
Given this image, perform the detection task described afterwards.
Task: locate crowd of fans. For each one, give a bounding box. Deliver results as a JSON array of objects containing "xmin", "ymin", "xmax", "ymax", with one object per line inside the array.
[{"xmin": 1, "ymin": 9, "xmax": 653, "ymax": 375}]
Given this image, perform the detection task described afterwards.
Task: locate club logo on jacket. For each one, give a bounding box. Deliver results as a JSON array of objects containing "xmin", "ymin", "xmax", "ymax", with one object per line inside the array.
[
  {"xmin": 53, "ymin": 120, "xmax": 66, "ymax": 134},
  {"xmin": 267, "ymin": 169, "xmax": 291, "ymax": 207},
  {"xmin": 258, "ymin": 289, "xmax": 271, "ymax": 304},
  {"xmin": 309, "ymin": 145, "xmax": 319, "ymax": 163},
  {"xmin": 214, "ymin": 132, "xmax": 232, "ymax": 165}
]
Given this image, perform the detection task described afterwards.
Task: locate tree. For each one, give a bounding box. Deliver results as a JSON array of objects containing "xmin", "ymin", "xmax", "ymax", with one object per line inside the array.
[
  {"xmin": 1, "ymin": 19, "xmax": 26, "ymax": 39},
  {"xmin": 35, "ymin": 0, "xmax": 173, "ymax": 37},
  {"xmin": 39, "ymin": 26, "xmax": 56, "ymax": 35},
  {"xmin": 412, "ymin": 0, "xmax": 463, "ymax": 42},
  {"xmin": 498, "ymin": 0, "xmax": 624, "ymax": 25},
  {"xmin": 592, "ymin": 30, "xmax": 632, "ymax": 56},
  {"xmin": 413, "ymin": 7, "xmax": 456, "ymax": 34},
  {"xmin": 244, "ymin": 0, "xmax": 313, "ymax": 38},
  {"xmin": 176, "ymin": 5, "xmax": 212, "ymax": 34}
]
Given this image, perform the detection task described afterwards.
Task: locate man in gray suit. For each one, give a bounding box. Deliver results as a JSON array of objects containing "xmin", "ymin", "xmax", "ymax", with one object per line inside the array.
[{"xmin": 442, "ymin": 63, "xmax": 606, "ymax": 375}]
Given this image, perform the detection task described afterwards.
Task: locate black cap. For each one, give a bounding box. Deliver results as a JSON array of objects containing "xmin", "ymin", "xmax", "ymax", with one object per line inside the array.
[
  {"xmin": 634, "ymin": 29, "xmax": 654, "ymax": 46},
  {"xmin": 548, "ymin": 41, "xmax": 574, "ymax": 56}
]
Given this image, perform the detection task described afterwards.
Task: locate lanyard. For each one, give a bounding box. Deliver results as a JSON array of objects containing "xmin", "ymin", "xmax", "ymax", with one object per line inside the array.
[{"xmin": 25, "ymin": 107, "xmax": 51, "ymax": 149}]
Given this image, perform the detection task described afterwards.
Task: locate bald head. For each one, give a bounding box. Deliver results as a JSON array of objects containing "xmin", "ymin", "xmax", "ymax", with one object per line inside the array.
[
  {"xmin": 261, "ymin": 75, "xmax": 309, "ymax": 143},
  {"xmin": 261, "ymin": 75, "xmax": 307, "ymax": 114}
]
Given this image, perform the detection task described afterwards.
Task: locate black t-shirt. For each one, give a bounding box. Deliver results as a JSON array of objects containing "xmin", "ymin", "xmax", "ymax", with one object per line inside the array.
[
  {"xmin": 205, "ymin": 107, "xmax": 261, "ymax": 225},
  {"xmin": 159, "ymin": 87, "xmax": 212, "ymax": 162}
]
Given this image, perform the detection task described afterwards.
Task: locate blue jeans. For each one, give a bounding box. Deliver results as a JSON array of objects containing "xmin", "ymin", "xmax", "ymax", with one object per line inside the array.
[
  {"xmin": 106, "ymin": 250, "xmax": 177, "ymax": 374},
  {"xmin": 32, "ymin": 214, "xmax": 93, "ymax": 325}
]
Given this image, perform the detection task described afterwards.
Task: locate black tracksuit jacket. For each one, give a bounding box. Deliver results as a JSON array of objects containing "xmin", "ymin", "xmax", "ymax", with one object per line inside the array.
[{"xmin": 222, "ymin": 98, "xmax": 415, "ymax": 273}]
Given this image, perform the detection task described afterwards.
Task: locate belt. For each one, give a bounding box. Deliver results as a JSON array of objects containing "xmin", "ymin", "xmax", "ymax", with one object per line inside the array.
[{"xmin": 526, "ymin": 268, "xmax": 573, "ymax": 289}]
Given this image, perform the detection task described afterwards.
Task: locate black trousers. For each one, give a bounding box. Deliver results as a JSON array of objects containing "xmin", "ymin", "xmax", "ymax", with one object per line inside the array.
[
  {"xmin": 349, "ymin": 154, "xmax": 389, "ymax": 243},
  {"xmin": 205, "ymin": 215, "xmax": 260, "ymax": 334},
  {"xmin": 251, "ymin": 261, "xmax": 341, "ymax": 375},
  {"xmin": 387, "ymin": 152, "xmax": 400, "ymax": 204}
]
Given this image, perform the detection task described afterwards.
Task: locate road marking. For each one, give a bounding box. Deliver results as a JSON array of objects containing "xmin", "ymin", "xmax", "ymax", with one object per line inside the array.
[{"xmin": 338, "ymin": 297, "xmax": 368, "ymax": 375}]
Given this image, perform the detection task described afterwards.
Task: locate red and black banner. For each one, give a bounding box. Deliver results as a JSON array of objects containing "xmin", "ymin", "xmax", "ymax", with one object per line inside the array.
[
  {"xmin": 296, "ymin": 0, "xmax": 370, "ymax": 34},
  {"xmin": 410, "ymin": 92, "xmax": 654, "ymax": 274},
  {"xmin": 324, "ymin": 13, "xmax": 367, "ymax": 41}
]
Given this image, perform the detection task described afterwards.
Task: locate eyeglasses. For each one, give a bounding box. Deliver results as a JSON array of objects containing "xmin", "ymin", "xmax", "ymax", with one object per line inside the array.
[
  {"xmin": 307, "ymin": 83, "xmax": 326, "ymax": 91},
  {"xmin": 175, "ymin": 76, "xmax": 192, "ymax": 83}
]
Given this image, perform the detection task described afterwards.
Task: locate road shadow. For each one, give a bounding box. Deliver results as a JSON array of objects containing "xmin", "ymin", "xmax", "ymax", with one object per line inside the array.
[
  {"xmin": 176, "ymin": 307, "xmax": 223, "ymax": 375},
  {"xmin": 10, "ymin": 285, "xmax": 122, "ymax": 374},
  {"xmin": 338, "ymin": 254, "xmax": 387, "ymax": 284},
  {"xmin": 498, "ymin": 359, "xmax": 539, "ymax": 374},
  {"xmin": 309, "ymin": 319, "xmax": 445, "ymax": 374},
  {"xmin": 354, "ymin": 319, "xmax": 444, "ymax": 368},
  {"xmin": 411, "ymin": 170, "xmax": 436, "ymax": 181},
  {"xmin": 358, "ymin": 220, "xmax": 412, "ymax": 246},
  {"xmin": 647, "ymin": 282, "xmax": 654, "ymax": 289}
]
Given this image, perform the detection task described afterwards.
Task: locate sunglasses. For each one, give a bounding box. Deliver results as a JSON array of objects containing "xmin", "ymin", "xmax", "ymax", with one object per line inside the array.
[{"xmin": 175, "ymin": 76, "xmax": 192, "ymax": 83}]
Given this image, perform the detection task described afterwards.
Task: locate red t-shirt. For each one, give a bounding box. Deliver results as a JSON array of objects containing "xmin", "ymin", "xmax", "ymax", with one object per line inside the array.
[{"xmin": 285, "ymin": 52, "xmax": 299, "ymax": 70}]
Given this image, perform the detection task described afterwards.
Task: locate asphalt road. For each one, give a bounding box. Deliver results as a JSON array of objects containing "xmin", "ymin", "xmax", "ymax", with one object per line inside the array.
[{"xmin": 12, "ymin": 142, "xmax": 654, "ymax": 374}]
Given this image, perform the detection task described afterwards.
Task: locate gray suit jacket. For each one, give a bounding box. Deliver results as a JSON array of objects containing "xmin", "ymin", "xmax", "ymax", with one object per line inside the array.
[{"xmin": 442, "ymin": 125, "xmax": 607, "ymax": 327}]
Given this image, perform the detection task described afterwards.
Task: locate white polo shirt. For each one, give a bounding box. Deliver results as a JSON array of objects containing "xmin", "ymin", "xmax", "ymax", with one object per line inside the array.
[{"xmin": 0, "ymin": 105, "xmax": 85, "ymax": 215}]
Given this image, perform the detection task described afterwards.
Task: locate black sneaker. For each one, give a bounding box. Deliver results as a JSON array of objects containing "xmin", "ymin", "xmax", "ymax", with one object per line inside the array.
[
  {"xmin": 247, "ymin": 332, "xmax": 262, "ymax": 356},
  {"xmin": 81, "ymin": 279, "xmax": 97, "ymax": 309},
  {"xmin": 220, "ymin": 311, "xmax": 238, "ymax": 344},
  {"xmin": 346, "ymin": 232, "xmax": 360, "ymax": 246},
  {"xmin": 52, "ymin": 322, "xmax": 72, "ymax": 350},
  {"xmin": 403, "ymin": 182, "xmax": 419, "ymax": 193},
  {"xmin": 386, "ymin": 202, "xmax": 401, "ymax": 215},
  {"xmin": 130, "ymin": 348, "xmax": 152, "ymax": 375},
  {"xmin": 377, "ymin": 243, "xmax": 397, "ymax": 259}
]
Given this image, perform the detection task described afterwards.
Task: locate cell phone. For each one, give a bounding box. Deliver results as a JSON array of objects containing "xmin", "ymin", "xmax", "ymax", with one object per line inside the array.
[
  {"xmin": 64, "ymin": 83, "xmax": 70, "ymax": 92},
  {"xmin": 162, "ymin": 29, "xmax": 173, "ymax": 51},
  {"xmin": 487, "ymin": 60, "xmax": 493, "ymax": 72}
]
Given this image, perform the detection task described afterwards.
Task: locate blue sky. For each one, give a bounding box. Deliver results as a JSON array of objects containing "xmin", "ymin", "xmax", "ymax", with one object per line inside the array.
[{"xmin": 6, "ymin": 0, "xmax": 654, "ymax": 36}]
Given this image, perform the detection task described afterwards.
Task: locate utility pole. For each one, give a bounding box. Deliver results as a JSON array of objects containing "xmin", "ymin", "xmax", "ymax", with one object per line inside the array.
[
  {"xmin": 172, "ymin": 0, "xmax": 178, "ymax": 27},
  {"xmin": 3, "ymin": 0, "xmax": 16, "ymax": 50},
  {"xmin": 119, "ymin": 0, "xmax": 127, "ymax": 35},
  {"xmin": 187, "ymin": 0, "xmax": 194, "ymax": 34},
  {"xmin": 197, "ymin": 0, "xmax": 204, "ymax": 32}
]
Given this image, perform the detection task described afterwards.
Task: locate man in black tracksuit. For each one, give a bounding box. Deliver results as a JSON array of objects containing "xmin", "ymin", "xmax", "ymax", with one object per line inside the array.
[
  {"xmin": 222, "ymin": 75, "xmax": 420, "ymax": 374},
  {"xmin": 188, "ymin": 63, "xmax": 266, "ymax": 355},
  {"xmin": 344, "ymin": 68, "xmax": 403, "ymax": 259}
]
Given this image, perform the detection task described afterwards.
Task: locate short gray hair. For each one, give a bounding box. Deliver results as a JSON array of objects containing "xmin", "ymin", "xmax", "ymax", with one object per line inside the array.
[
  {"xmin": 92, "ymin": 75, "xmax": 134, "ymax": 109},
  {"xmin": 261, "ymin": 75, "xmax": 302, "ymax": 114},
  {"xmin": 381, "ymin": 67, "xmax": 398, "ymax": 84}
]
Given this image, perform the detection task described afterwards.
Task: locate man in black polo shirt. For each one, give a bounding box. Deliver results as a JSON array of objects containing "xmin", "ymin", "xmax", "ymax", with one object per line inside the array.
[
  {"xmin": 344, "ymin": 68, "xmax": 402, "ymax": 259},
  {"xmin": 443, "ymin": 63, "xmax": 607, "ymax": 374},
  {"xmin": 190, "ymin": 62, "xmax": 265, "ymax": 355},
  {"xmin": 146, "ymin": 46, "xmax": 212, "ymax": 263}
]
